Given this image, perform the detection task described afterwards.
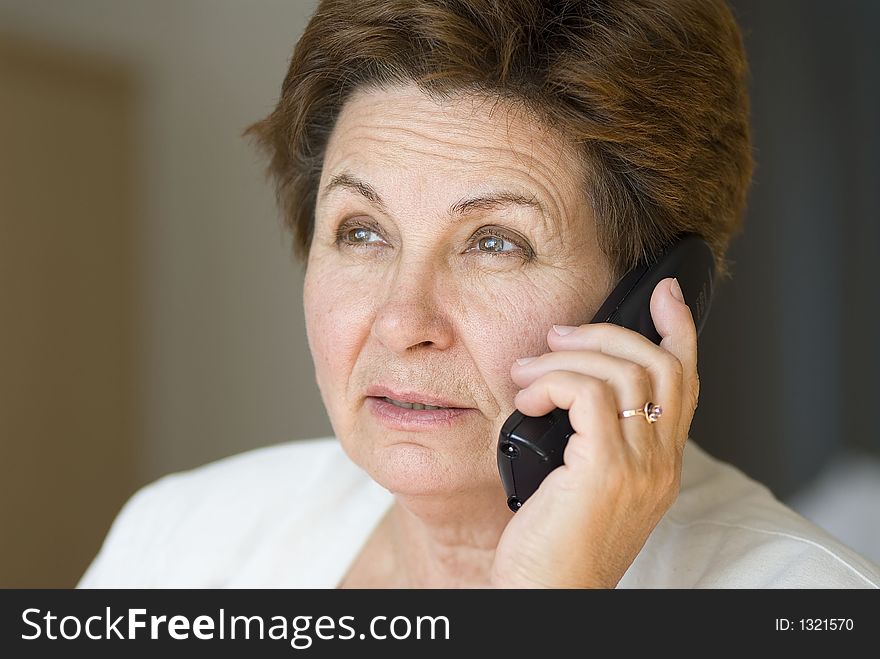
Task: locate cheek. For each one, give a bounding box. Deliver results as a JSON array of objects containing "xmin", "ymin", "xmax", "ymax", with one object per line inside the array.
[
  {"xmin": 455, "ymin": 279, "xmax": 577, "ymax": 407},
  {"xmin": 303, "ymin": 262, "xmax": 372, "ymax": 404}
]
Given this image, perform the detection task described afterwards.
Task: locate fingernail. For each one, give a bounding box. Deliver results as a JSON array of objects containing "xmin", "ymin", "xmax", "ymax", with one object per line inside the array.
[
  {"xmin": 670, "ymin": 278, "xmax": 685, "ymax": 303},
  {"xmin": 552, "ymin": 324, "xmax": 577, "ymax": 336},
  {"xmin": 515, "ymin": 356, "xmax": 537, "ymax": 366}
]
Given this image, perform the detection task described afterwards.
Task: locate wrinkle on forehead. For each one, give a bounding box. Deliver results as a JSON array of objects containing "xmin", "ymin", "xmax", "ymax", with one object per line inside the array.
[
  {"xmin": 323, "ymin": 83, "xmax": 589, "ymax": 243},
  {"xmin": 334, "ymin": 86, "xmax": 577, "ymax": 173}
]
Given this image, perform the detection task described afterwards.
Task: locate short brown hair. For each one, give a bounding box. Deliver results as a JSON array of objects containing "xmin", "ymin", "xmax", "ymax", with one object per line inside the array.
[{"xmin": 246, "ymin": 0, "xmax": 753, "ymax": 280}]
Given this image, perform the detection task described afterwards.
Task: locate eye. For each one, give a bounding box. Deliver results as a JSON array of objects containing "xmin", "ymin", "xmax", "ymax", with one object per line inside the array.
[
  {"xmin": 335, "ymin": 220, "xmax": 387, "ymax": 248},
  {"xmin": 476, "ymin": 235, "xmax": 515, "ymax": 253},
  {"xmin": 470, "ymin": 228, "xmax": 532, "ymax": 259}
]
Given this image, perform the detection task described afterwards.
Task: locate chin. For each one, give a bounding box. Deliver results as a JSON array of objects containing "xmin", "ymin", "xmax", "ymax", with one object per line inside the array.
[{"xmin": 362, "ymin": 442, "xmax": 490, "ymax": 497}]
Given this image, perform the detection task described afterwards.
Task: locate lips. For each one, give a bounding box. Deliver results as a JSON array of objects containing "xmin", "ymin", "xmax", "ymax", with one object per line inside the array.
[
  {"xmin": 366, "ymin": 396, "xmax": 476, "ymax": 430},
  {"xmin": 365, "ymin": 384, "xmax": 468, "ymax": 409}
]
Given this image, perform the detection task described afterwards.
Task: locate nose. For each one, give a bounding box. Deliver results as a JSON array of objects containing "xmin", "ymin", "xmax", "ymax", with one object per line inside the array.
[{"xmin": 371, "ymin": 258, "xmax": 455, "ymax": 355}]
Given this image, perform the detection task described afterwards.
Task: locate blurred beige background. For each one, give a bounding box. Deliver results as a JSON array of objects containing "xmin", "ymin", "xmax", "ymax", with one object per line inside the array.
[
  {"xmin": 1, "ymin": 0, "xmax": 324, "ymax": 587},
  {"xmin": 2, "ymin": 0, "xmax": 878, "ymax": 588}
]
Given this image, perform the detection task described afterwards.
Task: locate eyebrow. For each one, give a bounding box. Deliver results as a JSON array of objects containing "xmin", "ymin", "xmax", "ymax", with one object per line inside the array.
[{"xmin": 321, "ymin": 171, "xmax": 547, "ymax": 221}]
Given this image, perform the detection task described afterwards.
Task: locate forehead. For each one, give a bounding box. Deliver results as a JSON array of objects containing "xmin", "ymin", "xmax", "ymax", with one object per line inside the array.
[{"xmin": 321, "ymin": 83, "xmax": 585, "ymax": 205}]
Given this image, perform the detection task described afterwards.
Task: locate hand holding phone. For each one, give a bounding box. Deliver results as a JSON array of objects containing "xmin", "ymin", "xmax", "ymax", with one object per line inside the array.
[
  {"xmin": 497, "ymin": 233, "xmax": 714, "ymax": 511},
  {"xmin": 489, "ymin": 234, "xmax": 709, "ymax": 587}
]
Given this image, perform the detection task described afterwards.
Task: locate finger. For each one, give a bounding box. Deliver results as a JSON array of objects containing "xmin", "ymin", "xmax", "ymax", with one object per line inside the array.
[
  {"xmin": 649, "ymin": 277, "xmax": 697, "ymax": 387},
  {"xmin": 514, "ymin": 370, "xmax": 627, "ymax": 469},
  {"xmin": 649, "ymin": 277, "xmax": 699, "ymax": 425},
  {"xmin": 544, "ymin": 322, "xmax": 685, "ymax": 437},
  {"xmin": 512, "ymin": 349, "xmax": 653, "ymax": 402},
  {"xmin": 546, "ymin": 322, "xmax": 678, "ymax": 378},
  {"xmin": 512, "ymin": 352, "xmax": 659, "ymax": 457}
]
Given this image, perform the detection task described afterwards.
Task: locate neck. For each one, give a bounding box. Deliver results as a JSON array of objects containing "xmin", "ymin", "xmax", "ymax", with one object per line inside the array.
[{"xmin": 387, "ymin": 485, "xmax": 514, "ymax": 588}]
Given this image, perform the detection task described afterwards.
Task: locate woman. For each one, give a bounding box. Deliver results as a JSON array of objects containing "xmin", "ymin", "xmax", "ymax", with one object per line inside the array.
[{"xmin": 79, "ymin": 0, "xmax": 879, "ymax": 588}]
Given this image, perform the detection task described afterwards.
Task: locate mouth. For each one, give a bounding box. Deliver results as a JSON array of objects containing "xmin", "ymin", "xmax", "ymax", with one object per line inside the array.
[
  {"xmin": 364, "ymin": 385, "xmax": 468, "ymax": 410},
  {"xmin": 364, "ymin": 385, "xmax": 475, "ymax": 430},
  {"xmin": 379, "ymin": 396, "xmax": 449, "ymax": 411}
]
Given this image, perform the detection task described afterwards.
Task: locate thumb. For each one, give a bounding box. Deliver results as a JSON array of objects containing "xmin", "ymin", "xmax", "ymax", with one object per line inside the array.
[{"xmin": 650, "ymin": 277, "xmax": 697, "ymax": 378}]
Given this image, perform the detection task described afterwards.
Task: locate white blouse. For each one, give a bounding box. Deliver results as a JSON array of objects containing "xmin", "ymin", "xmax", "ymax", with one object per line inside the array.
[{"xmin": 77, "ymin": 436, "xmax": 880, "ymax": 588}]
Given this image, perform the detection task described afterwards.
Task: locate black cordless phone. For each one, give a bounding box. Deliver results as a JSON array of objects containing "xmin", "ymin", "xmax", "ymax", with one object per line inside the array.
[{"xmin": 497, "ymin": 233, "xmax": 716, "ymax": 512}]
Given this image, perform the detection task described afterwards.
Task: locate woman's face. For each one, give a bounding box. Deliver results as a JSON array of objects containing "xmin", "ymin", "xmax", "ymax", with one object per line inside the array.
[{"xmin": 304, "ymin": 83, "xmax": 614, "ymax": 498}]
